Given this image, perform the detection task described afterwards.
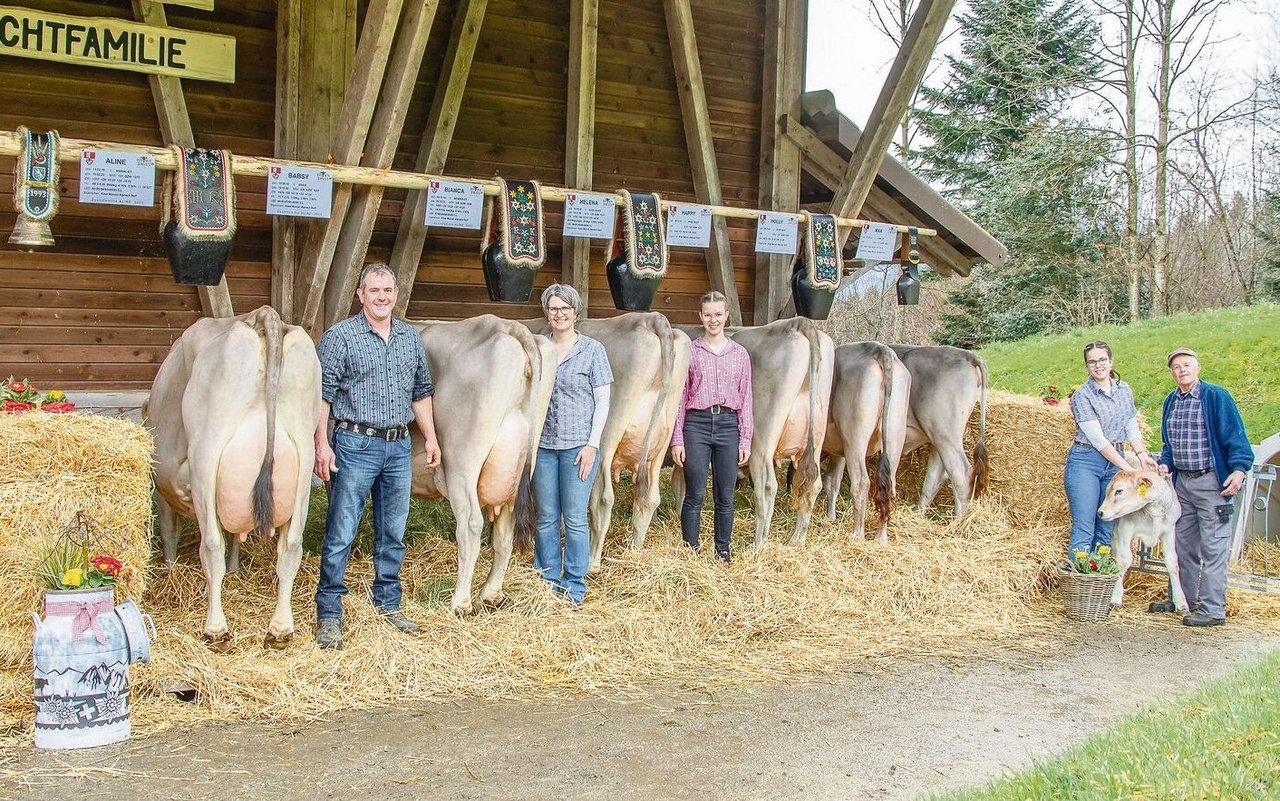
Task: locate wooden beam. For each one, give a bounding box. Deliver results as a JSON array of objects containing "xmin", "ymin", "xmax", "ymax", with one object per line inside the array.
[
  {"xmin": 754, "ymin": 0, "xmax": 804, "ymax": 324},
  {"xmin": 829, "ymin": 0, "xmax": 956, "ymax": 220},
  {"xmin": 561, "ymin": 0, "xmax": 599, "ymax": 313},
  {"xmin": 389, "ymin": 0, "xmax": 489, "ymax": 317},
  {"xmin": 663, "ymin": 0, "xmax": 742, "ymax": 326},
  {"xmin": 293, "ymin": 0, "xmax": 406, "ymax": 331},
  {"xmin": 324, "ymin": 0, "xmax": 441, "ymax": 327},
  {"xmin": 133, "ymin": 0, "xmax": 233, "ymax": 318}
]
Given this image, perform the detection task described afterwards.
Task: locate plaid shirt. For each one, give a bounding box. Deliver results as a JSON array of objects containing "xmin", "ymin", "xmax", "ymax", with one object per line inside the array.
[
  {"xmin": 673, "ymin": 337, "xmax": 754, "ymax": 449},
  {"xmin": 318, "ymin": 314, "xmax": 432, "ymax": 429},
  {"xmin": 1167, "ymin": 382, "xmax": 1212, "ymax": 471}
]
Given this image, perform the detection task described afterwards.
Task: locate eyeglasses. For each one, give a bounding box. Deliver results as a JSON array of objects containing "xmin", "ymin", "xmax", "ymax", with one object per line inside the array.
[
  {"xmin": 1086, "ymin": 358, "xmax": 1111, "ymax": 367},
  {"xmin": 547, "ymin": 305, "xmax": 574, "ymax": 318}
]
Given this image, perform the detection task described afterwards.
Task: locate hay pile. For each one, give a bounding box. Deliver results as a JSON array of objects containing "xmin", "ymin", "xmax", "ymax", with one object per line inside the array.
[{"xmin": 0, "ymin": 412, "xmax": 153, "ymax": 672}]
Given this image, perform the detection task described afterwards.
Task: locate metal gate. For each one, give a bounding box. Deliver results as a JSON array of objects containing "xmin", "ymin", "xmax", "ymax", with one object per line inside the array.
[{"xmin": 1131, "ymin": 463, "xmax": 1280, "ymax": 594}]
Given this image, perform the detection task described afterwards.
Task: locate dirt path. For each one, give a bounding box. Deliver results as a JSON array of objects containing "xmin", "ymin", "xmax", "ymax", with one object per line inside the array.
[{"xmin": 4, "ymin": 624, "xmax": 1276, "ymax": 801}]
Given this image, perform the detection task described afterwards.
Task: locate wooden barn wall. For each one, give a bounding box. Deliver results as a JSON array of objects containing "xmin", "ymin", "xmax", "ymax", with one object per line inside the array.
[
  {"xmin": 0, "ymin": 0, "xmax": 768, "ymax": 389},
  {"xmin": 0, "ymin": 0, "xmax": 277, "ymax": 389}
]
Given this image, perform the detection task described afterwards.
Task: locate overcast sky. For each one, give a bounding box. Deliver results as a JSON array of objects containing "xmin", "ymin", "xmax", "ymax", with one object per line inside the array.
[{"xmin": 806, "ymin": 0, "xmax": 1277, "ymax": 129}]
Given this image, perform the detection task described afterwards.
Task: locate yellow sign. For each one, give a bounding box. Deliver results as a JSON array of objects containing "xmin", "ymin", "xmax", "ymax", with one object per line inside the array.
[{"xmin": 0, "ymin": 7, "xmax": 235, "ymax": 83}]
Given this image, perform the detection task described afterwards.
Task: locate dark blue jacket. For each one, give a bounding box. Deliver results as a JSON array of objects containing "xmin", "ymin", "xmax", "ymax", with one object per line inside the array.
[{"xmin": 1158, "ymin": 380, "xmax": 1254, "ymax": 486}]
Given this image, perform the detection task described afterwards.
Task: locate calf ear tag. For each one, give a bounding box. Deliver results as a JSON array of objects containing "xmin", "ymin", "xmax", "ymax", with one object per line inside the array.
[{"xmin": 1138, "ymin": 484, "xmax": 1148, "ymax": 497}]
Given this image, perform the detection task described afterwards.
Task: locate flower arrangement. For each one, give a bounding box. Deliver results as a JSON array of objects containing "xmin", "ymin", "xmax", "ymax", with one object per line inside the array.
[
  {"xmin": 39, "ymin": 520, "xmax": 125, "ymax": 591},
  {"xmin": 1042, "ymin": 385, "xmax": 1063, "ymax": 406},
  {"xmin": 1064, "ymin": 545, "xmax": 1119, "ymax": 575},
  {"xmin": 2, "ymin": 376, "xmax": 75, "ymax": 413}
]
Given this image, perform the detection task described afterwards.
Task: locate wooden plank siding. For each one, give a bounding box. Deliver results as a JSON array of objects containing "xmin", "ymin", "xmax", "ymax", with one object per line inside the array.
[{"xmin": 1, "ymin": 0, "xmax": 769, "ymax": 389}]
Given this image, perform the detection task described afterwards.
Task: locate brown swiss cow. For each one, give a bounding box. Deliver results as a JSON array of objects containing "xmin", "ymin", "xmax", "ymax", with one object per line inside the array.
[
  {"xmin": 148, "ymin": 306, "xmax": 321, "ymax": 649},
  {"xmin": 822, "ymin": 342, "xmax": 911, "ymax": 543},
  {"xmin": 409, "ymin": 315, "xmax": 555, "ymax": 613}
]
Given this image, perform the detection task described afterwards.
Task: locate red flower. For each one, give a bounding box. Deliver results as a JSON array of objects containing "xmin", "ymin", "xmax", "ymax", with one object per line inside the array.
[
  {"xmin": 7, "ymin": 380, "xmax": 25, "ymax": 393},
  {"xmin": 1089, "ymin": 560, "xmax": 1099, "ymax": 571},
  {"xmin": 90, "ymin": 554, "xmax": 123, "ymax": 578},
  {"xmin": 40, "ymin": 401, "xmax": 76, "ymax": 414},
  {"xmin": 1042, "ymin": 397, "xmax": 1060, "ymax": 406}
]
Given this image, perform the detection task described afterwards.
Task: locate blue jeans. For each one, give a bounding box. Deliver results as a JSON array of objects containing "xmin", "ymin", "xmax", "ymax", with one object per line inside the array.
[
  {"xmin": 1063, "ymin": 445, "xmax": 1118, "ymax": 558},
  {"xmin": 533, "ymin": 445, "xmax": 598, "ymax": 603},
  {"xmin": 315, "ymin": 427, "xmax": 413, "ymax": 620}
]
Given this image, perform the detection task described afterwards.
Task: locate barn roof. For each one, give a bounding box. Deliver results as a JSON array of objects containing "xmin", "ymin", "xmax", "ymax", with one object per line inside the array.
[{"xmin": 794, "ymin": 90, "xmax": 1007, "ymax": 276}]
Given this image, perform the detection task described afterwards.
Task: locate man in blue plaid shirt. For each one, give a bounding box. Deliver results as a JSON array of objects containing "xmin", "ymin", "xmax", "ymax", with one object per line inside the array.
[{"xmin": 1153, "ymin": 348, "xmax": 1254, "ymax": 628}]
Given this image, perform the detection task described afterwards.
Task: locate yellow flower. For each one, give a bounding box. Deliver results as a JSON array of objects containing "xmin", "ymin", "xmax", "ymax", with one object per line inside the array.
[
  {"xmin": 45, "ymin": 389, "xmax": 65, "ymax": 401},
  {"xmin": 1074, "ymin": 550, "xmax": 1087, "ymax": 559},
  {"xmin": 1098, "ymin": 545, "xmax": 1111, "ymax": 555},
  {"xmin": 61, "ymin": 568, "xmax": 83, "ymax": 587}
]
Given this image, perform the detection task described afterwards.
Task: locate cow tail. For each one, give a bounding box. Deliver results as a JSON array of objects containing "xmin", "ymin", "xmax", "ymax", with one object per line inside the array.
[
  {"xmin": 792, "ymin": 318, "xmax": 821, "ymax": 510},
  {"xmin": 970, "ymin": 355, "xmax": 990, "ymax": 499},
  {"xmin": 252, "ymin": 307, "xmax": 284, "ymax": 539},
  {"xmin": 633, "ymin": 313, "xmax": 673, "ymax": 502},
  {"xmin": 870, "ymin": 345, "xmax": 895, "ymax": 525},
  {"xmin": 508, "ymin": 321, "xmax": 541, "ymax": 554}
]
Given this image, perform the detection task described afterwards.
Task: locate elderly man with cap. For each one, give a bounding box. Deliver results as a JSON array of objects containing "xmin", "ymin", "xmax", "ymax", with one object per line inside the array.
[{"xmin": 1151, "ymin": 347, "xmax": 1254, "ymax": 627}]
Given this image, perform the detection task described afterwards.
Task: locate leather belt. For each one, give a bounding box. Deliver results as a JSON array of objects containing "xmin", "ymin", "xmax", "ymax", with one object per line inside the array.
[
  {"xmin": 336, "ymin": 420, "xmax": 409, "ymax": 441},
  {"xmin": 697, "ymin": 405, "xmax": 735, "ymax": 415},
  {"xmin": 1073, "ymin": 440, "xmax": 1126, "ymax": 451},
  {"xmin": 1179, "ymin": 466, "xmax": 1214, "ymax": 478}
]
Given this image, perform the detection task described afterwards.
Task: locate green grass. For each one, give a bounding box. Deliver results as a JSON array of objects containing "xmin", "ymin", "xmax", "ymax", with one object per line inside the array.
[
  {"xmin": 978, "ymin": 304, "xmax": 1280, "ymax": 444},
  {"xmin": 929, "ymin": 648, "xmax": 1280, "ymax": 800}
]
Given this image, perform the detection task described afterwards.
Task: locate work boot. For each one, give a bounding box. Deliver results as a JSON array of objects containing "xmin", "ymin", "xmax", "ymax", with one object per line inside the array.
[
  {"xmin": 1182, "ymin": 612, "xmax": 1225, "ymax": 628},
  {"xmin": 1148, "ymin": 600, "xmax": 1179, "ymax": 614},
  {"xmin": 381, "ymin": 609, "xmax": 422, "ymax": 635},
  {"xmin": 315, "ymin": 618, "xmax": 343, "ymax": 650}
]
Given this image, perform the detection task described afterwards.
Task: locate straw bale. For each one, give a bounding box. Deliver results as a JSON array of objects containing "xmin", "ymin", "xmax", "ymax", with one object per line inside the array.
[{"xmin": 0, "ymin": 413, "xmax": 153, "ymax": 670}]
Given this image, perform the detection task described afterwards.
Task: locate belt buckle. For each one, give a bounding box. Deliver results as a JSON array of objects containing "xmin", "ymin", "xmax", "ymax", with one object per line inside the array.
[{"xmin": 710, "ymin": 404, "xmax": 722, "ymax": 415}]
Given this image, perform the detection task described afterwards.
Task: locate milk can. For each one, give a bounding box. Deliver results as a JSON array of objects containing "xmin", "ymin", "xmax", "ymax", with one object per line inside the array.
[{"xmin": 32, "ymin": 587, "xmax": 155, "ymax": 749}]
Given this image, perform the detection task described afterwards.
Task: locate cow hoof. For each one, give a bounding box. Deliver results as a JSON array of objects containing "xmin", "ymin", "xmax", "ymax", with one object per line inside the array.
[
  {"xmin": 480, "ymin": 594, "xmax": 507, "ymax": 610},
  {"xmin": 450, "ymin": 604, "xmax": 474, "ymax": 618},
  {"xmin": 263, "ymin": 631, "xmax": 293, "ymax": 650},
  {"xmin": 203, "ymin": 631, "xmax": 234, "ymax": 653}
]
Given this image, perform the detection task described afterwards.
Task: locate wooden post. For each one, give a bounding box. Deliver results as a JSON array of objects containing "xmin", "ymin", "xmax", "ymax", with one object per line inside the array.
[
  {"xmin": 562, "ymin": 0, "xmax": 599, "ymax": 313},
  {"xmin": 389, "ymin": 0, "xmax": 489, "ymax": 317},
  {"xmin": 323, "ymin": 0, "xmax": 441, "ymax": 327},
  {"xmin": 663, "ymin": 0, "xmax": 743, "ymax": 326},
  {"xmin": 272, "ymin": 0, "xmax": 302, "ymax": 319},
  {"xmin": 829, "ymin": 0, "xmax": 955, "ymax": 220},
  {"xmin": 293, "ymin": 0, "xmax": 406, "ymax": 331},
  {"xmin": 754, "ymin": 0, "xmax": 804, "ymax": 324},
  {"xmin": 134, "ymin": 0, "xmax": 233, "ymax": 318}
]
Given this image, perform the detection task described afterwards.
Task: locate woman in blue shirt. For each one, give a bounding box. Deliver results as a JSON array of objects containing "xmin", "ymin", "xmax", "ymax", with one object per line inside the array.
[{"xmin": 1064, "ymin": 341, "xmax": 1158, "ymax": 558}]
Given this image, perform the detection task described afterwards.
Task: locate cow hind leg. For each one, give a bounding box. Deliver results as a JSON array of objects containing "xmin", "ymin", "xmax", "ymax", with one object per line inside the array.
[
  {"xmin": 265, "ymin": 485, "xmax": 309, "ymax": 648},
  {"xmin": 156, "ymin": 492, "xmax": 181, "ymax": 564},
  {"xmin": 587, "ymin": 473, "xmax": 612, "ymax": 574},
  {"xmin": 938, "ymin": 444, "xmax": 974, "ymax": 517},
  {"xmin": 194, "ymin": 503, "xmax": 233, "ymax": 650},
  {"xmin": 916, "ymin": 449, "xmax": 947, "ymax": 512},
  {"xmin": 227, "ymin": 537, "xmax": 241, "ymax": 574},
  {"xmin": 824, "ymin": 456, "xmax": 846, "ymax": 521},
  {"xmin": 479, "ymin": 509, "xmax": 514, "ymax": 607},
  {"xmin": 846, "ymin": 459, "xmax": 870, "ymax": 543},
  {"xmin": 751, "ymin": 457, "xmax": 779, "ymax": 547},
  {"xmin": 787, "ymin": 479, "xmax": 821, "ymax": 547},
  {"xmin": 450, "ymin": 490, "xmax": 485, "ymax": 615},
  {"xmin": 629, "ymin": 453, "xmax": 664, "ymax": 550}
]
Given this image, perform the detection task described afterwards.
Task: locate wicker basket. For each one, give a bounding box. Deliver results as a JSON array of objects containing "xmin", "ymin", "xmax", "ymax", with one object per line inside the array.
[{"xmin": 1058, "ymin": 570, "xmax": 1119, "ymax": 622}]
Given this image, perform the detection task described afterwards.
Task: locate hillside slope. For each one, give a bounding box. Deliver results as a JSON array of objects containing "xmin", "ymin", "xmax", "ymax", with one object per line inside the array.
[{"xmin": 978, "ymin": 304, "xmax": 1279, "ymax": 444}]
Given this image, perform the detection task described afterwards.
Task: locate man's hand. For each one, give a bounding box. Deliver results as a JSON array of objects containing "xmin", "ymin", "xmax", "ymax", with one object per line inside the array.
[
  {"xmin": 671, "ymin": 445, "xmax": 686, "ymax": 467},
  {"xmin": 422, "ymin": 438, "xmax": 441, "ymax": 470},
  {"xmin": 738, "ymin": 447, "xmax": 751, "ymax": 467},
  {"xmin": 575, "ymin": 445, "xmax": 597, "ymax": 481},
  {"xmin": 1221, "ymin": 470, "xmax": 1245, "ymax": 497},
  {"xmin": 1137, "ymin": 453, "xmax": 1159, "ymax": 471},
  {"xmin": 315, "ymin": 439, "xmax": 337, "ymax": 481}
]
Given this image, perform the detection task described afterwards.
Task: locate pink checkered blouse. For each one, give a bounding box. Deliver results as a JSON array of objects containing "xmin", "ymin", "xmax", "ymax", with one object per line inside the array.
[{"xmin": 672, "ymin": 337, "xmax": 754, "ymax": 449}]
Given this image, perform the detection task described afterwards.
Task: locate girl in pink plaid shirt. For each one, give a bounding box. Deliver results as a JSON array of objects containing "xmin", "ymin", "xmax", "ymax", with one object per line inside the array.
[{"xmin": 671, "ymin": 291, "xmax": 754, "ymax": 562}]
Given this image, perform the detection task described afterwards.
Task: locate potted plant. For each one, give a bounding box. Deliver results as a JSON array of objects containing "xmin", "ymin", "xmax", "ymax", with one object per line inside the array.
[
  {"xmin": 1058, "ymin": 546, "xmax": 1120, "ymax": 622},
  {"xmin": 2, "ymin": 376, "xmax": 76, "ymax": 413}
]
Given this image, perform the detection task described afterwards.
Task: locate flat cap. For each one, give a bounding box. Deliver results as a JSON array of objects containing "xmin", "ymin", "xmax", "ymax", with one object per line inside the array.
[{"xmin": 1167, "ymin": 347, "xmax": 1197, "ymax": 366}]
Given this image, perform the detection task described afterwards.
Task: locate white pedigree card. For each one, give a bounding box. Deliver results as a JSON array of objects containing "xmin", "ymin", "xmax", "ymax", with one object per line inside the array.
[
  {"xmin": 854, "ymin": 221, "xmax": 899, "ymax": 261},
  {"xmin": 266, "ymin": 165, "xmax": 334, "ymax": 218},
  {"xmin": 562, "ymin": 191, "xmax": 617, "ymax": 239},
  {"xmin": 666, "ymin": 203, "xmax": 713, "ymax": 248},
  {"xmin": 78, "ymin": 149, "xmax": 156, "ymax": 207},
  {"xmin": 425, "ymin": 180, "xmax": 486, "ymax": 229},
  {"xmin": 755, "ymin": 212, "xmax": 799, "ymax": 255}
]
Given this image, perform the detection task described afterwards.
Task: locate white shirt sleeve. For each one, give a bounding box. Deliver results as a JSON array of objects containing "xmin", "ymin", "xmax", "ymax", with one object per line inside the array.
[
  {"xmin": 588, "ymin": 383, "xmax": 611, "ymax": 449},
  {"xmin": 1079, "ymin": 419, "xmax": 1111, "ymax": 451},
  {"xmin": 1124, "ymin": 416, "xmax": 1142, "ymax": 448}
]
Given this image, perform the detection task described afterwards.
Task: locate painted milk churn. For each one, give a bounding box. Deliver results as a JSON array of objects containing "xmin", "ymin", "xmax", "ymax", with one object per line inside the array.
[{"xmin": 32, "ymin": 587, "xmax": 155, "ymax": 749}]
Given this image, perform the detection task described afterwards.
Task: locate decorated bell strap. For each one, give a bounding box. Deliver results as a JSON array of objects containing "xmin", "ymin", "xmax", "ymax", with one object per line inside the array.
[
  {"xmin": 13, "ymin": 126, "xmax": 60, "ymax": 221},
  {"xmin": 605, "ymin": 189, "xmax": 668, "ymax": 278},
  {"xmin": 480, "ymin": 178, "xmax": 546, "ymax": 269},
  {"xmin": 801, "ymin": 211, "xmax": 841, "ymax": 290},
  {"xmin": 160, "ymin": 146, "xmax": 236, "ymax": 242}
]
